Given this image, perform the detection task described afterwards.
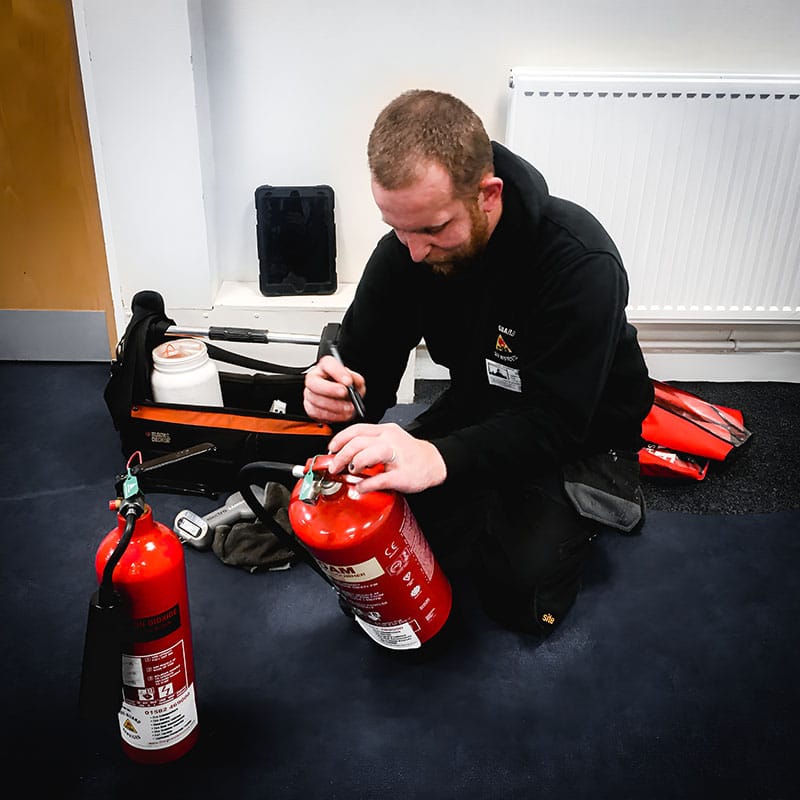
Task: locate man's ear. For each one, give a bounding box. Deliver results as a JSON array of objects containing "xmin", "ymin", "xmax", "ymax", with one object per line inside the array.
[{"xmin": 478, "ymin": 176, "xmax": 503, "ymax": 212}]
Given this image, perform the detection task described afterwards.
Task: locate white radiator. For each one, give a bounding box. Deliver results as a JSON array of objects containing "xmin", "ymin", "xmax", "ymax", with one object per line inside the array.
[{"xmin": 505, "ymin": 70, "xmax": 800, "ymax": 324}]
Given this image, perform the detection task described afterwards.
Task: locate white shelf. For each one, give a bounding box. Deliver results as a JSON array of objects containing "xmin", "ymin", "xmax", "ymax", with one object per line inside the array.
[{"xmin": 215, "ymin": 281, "xmax": 357, "ymax": 311}]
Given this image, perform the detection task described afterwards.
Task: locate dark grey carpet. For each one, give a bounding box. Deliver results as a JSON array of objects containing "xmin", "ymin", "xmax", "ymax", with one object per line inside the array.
[{"xmin": 0, "ymin": 363, "xmax": 798, "ymax": 799}]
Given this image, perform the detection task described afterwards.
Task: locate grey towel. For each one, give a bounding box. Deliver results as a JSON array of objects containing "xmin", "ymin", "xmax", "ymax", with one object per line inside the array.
[{"xmin": 212, "ymin": 482, "xmax": 296, "ymax": 573}]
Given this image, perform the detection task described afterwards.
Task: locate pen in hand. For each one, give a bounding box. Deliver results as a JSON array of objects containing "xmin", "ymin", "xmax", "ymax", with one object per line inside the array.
[{"xmin": 327, "ymin": 343, "xmax": 366, "ymax": 419}]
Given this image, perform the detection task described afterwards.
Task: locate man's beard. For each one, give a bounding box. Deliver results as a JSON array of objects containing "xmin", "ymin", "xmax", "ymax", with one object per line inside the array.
[{"xmin": 426, "ymin": 200, "xmax": 490, "ymax": 277}]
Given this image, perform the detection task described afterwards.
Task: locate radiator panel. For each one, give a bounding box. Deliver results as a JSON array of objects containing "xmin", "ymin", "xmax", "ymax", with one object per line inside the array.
[{"xmin": 506, "ymin": 71, "xmax": 800, "ymax": 321}]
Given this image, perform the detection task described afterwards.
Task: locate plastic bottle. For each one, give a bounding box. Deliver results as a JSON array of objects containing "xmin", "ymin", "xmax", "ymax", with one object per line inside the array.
[{"xmin": 151, "ymin": 339, "xmax": 223, "ymax": 406}]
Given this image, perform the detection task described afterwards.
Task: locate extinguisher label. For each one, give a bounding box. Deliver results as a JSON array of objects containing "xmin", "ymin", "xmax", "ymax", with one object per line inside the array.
[
  {"xmin": 118, "ymin": 640, "xmax": 198, "ymax": 751},
  {"xmin": 119, "ymin": 684, "xmax": 199, "ymax": 751},
  {"xmin": 317, "ymin": 556, "xmax": 385, "ymax": 583},
  {"xmin": 354, "ymin": 617, "xmax": 421, "ymax": 650},
  {"xmin": 132, "ymin": 603, "xmax": 181, "ymax": 642},
  {"xmin": 399, "ymin": 503, "xmax": 435, "ymax": 581}
]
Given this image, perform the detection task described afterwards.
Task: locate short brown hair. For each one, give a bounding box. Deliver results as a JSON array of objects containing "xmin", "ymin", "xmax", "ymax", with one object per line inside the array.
[{"xmin": 367, "ymin": 90, "xmax": 493, "ymax": 197}]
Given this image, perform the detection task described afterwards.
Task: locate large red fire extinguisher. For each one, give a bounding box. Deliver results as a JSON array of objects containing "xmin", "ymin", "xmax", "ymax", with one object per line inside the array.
[
  {"xmin": 239, "ymin": 454, "xmax": 452, "ymax": 651},
  {"xmin": 79, "ymin": 449, "xmax": 203, "ymax": 764}
]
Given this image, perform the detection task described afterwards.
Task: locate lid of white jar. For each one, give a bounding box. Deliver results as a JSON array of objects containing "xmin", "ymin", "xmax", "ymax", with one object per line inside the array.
[{"xmin": 152, "ymin": 339, "xmax": 209, "ymax": 371}]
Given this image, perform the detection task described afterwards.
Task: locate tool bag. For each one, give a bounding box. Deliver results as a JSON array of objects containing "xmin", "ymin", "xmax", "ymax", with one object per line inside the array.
[{"xmin": 103, "ymin": 290, "xmax": 334, "ymax": 498}]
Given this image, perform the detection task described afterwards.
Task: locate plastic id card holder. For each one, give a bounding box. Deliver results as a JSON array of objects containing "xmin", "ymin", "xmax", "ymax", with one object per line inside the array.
[{"xmin": 255, "ymin": 184, "xmax": 337, "ymax": 297}]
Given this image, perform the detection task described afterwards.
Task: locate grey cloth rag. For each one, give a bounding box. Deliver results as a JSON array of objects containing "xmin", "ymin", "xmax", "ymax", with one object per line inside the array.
[{"xmin": 212, "ymin": 482, "xmax": 296, "ymax": 573}]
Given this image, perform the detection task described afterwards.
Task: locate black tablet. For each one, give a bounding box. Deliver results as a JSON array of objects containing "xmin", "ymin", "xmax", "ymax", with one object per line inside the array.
[{"xmin": 255, "ymin": 184, "xmax": 337, "ymax": 296}]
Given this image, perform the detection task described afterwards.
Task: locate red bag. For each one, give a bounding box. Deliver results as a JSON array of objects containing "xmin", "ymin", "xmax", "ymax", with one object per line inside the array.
[{"xmin": 638, "ymin": 380, "xmax": 751, "ymax": 481}]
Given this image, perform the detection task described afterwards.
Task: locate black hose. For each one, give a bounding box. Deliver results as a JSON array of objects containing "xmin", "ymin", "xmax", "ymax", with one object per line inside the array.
[
  {"xmin": 80, "ymin": 503, "xmax": 142, "ymax": 720},
  {"xmin": 98, "ymin": 502, "xmax": 142, "ymax": 606},
  {"xmin": 237, "ymin": 461, "xmax": 333, "ymax": 585}
]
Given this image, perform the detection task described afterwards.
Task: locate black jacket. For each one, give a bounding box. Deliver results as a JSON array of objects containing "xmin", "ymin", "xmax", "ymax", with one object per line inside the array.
[{"xmin": 338, "ymin": 142, "xmax": 653, "ymax": 487}]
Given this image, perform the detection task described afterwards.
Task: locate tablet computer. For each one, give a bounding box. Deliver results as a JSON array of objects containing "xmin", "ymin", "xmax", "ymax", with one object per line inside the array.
[{"xmin": 255, "ymin": 184, "xmax": 337, "ymax": 296}]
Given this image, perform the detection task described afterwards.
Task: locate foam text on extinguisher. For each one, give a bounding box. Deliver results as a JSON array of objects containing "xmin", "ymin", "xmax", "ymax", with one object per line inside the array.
[{"xmin": 318, "ymin": 557, "xmax": 385, "ymax": 584}]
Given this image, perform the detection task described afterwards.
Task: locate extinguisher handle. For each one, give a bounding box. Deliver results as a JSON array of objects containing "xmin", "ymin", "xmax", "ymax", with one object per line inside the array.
[
  {"xmin": 115, "ymin": 443, "xmax": 217, "ymax": 497},
  {"xmin": 301, "ymin": 454, "xmax": 384, "ymax": 482}
]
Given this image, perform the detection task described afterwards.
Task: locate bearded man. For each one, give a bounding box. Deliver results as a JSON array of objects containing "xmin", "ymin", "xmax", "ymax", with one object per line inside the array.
[{"xmin": 302, "ymin": 89, "xmax": 654, "ymax": 638}]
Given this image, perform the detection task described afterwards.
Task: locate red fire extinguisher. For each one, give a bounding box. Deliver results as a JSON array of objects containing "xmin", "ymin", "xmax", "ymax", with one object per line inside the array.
[
  {"xmin": 239, "ymin": 454, "xmax": 452, "ymax": 651},
  {"xmin": 80, "ymin": 448, "xmax": 205, "ymax": 764}
]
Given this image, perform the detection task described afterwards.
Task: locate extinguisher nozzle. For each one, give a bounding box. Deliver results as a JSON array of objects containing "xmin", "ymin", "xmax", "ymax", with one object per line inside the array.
[{"xmin": 78, "ymin": 589, "xmax": 127, "ymax": 721}]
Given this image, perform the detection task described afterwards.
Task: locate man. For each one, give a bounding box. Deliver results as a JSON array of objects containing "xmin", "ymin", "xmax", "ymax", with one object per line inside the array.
[{"xmin": 303, "ymin": 90, "xmax": 654, "ymax": 637}]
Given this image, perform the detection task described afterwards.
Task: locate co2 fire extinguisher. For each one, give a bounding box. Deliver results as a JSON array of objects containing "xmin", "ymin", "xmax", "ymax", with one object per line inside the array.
[
  {"xmin": 238, "ymin": 455, "xmax": 452, "ymax": 651},
  {"xmin": 79, "ymin": 445, "xmax": 211, "ymax": 764}
]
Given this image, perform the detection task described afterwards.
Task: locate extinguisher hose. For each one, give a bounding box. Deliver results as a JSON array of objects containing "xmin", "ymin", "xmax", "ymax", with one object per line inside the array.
[
  {"xmin": 237, "ymin": 461, "xmax": 334, "ymax": 586},
  {"xmin": 79, "ymin": 503, "xmax": 141, "ymax": 720},
  {"xmin": 98, "ymin": 506, "xmax": 138, "ymax": 606}
]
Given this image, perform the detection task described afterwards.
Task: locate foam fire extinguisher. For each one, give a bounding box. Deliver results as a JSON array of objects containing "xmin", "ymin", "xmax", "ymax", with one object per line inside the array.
[
  {"xmin": 238, "ymin": 454, "xmax": 452, "ymax": 651},
  {"xmin": 79, "ymin": 444, "xmax": 212, "ymax": 764}
]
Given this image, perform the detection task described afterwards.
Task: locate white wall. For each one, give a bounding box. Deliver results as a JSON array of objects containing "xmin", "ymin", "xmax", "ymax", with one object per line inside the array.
[
  {"xmin": 73, "ymin": 0, "xmax": 216, "ymax": 310},
  {"xmin": 73, "ymin": 0, "xmax": 800, "ymax": 387},
  {"xmin": 200, "ymin": 0, "xmax": 800, "ymax": 286}
]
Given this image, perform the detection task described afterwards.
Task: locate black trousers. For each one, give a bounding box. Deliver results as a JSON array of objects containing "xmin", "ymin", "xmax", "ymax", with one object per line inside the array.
[{"xmin": 407, "ymin": 470, "xmax": 597, "ymax": 638}]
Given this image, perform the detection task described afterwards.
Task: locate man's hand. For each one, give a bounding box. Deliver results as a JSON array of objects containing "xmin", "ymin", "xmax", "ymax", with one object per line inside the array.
[
  {"xmin": 326, "ymin": 422, "xmax": 447, "ymax": 495},
  {"xmin": 303, "ymin": 355, "xmax": 366, "ymax": 423}
]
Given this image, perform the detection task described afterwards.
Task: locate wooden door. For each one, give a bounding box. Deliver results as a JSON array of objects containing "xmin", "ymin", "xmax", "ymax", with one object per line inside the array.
[{"xmin": 0, "ymin": 0, "xmax": 114, "ymax": 354}]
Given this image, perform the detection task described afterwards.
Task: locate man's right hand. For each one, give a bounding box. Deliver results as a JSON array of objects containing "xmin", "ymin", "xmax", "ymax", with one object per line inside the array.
[{"xmin": 303, "ymin": 355, "xmax": 366, "ymax": 424}]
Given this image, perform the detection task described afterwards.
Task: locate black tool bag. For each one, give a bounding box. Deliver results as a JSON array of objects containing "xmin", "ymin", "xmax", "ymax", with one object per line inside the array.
[{"xmin": 104, "ymin": 290, "xmax": 335, "ymax": 498}]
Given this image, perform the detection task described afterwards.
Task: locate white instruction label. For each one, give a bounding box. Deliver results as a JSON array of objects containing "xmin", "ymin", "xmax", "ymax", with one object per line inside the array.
[
  {"xmin": 354, "ymin": 617, "xmax": 422, "ymax": 650},
  {"xmin": 118, "ymin": 683, "xmax": 198, "ymax": 751},
  {"xmin": 118, "ymin": 640, "xmax": 198, "ymax": 751}
]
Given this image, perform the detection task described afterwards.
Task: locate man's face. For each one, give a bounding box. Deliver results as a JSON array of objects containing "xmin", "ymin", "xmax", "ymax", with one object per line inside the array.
[{"xmin": 371, "ymin": 161, "xmax": 491, "ymax": 276}]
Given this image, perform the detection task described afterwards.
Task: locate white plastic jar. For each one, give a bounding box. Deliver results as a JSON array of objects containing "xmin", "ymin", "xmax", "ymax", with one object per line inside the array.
[{"xmin": 151, "ymin": 339, "xmax": 223, "ymax": 407}]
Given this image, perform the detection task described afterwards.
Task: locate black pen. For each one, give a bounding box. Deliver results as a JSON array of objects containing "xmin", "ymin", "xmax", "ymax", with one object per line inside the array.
[{"xmin": 328, "ymin": 343, "xmax": 366, "ymax": 419}]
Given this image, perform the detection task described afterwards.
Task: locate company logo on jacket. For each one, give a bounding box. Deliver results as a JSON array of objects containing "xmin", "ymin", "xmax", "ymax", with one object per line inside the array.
[
  {"xmin": 486, "ymin": 324, "xmax": 522, "ymax": 392},
  {"xmin": 493, "ymin": 325, "xmax": 518, "ymax": 364},
  {"xmin": 495, "ymin": 334, "xmax": 512, "ymax": 353}
]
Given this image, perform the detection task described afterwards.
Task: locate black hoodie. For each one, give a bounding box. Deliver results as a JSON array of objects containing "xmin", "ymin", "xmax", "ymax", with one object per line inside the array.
[{"xmin": 338, "ymin": 142, "xmax": 654, "ymax": 488}]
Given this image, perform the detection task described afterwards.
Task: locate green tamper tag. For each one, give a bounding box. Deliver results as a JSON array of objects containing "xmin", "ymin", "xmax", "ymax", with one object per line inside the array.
[
  {"xmin": 299, "ymin": 469, "xmax": 320, "ymax": 503},
  {"xmin": 123, "ymin": 470, "xmax": 139, "ymax": 499}
]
